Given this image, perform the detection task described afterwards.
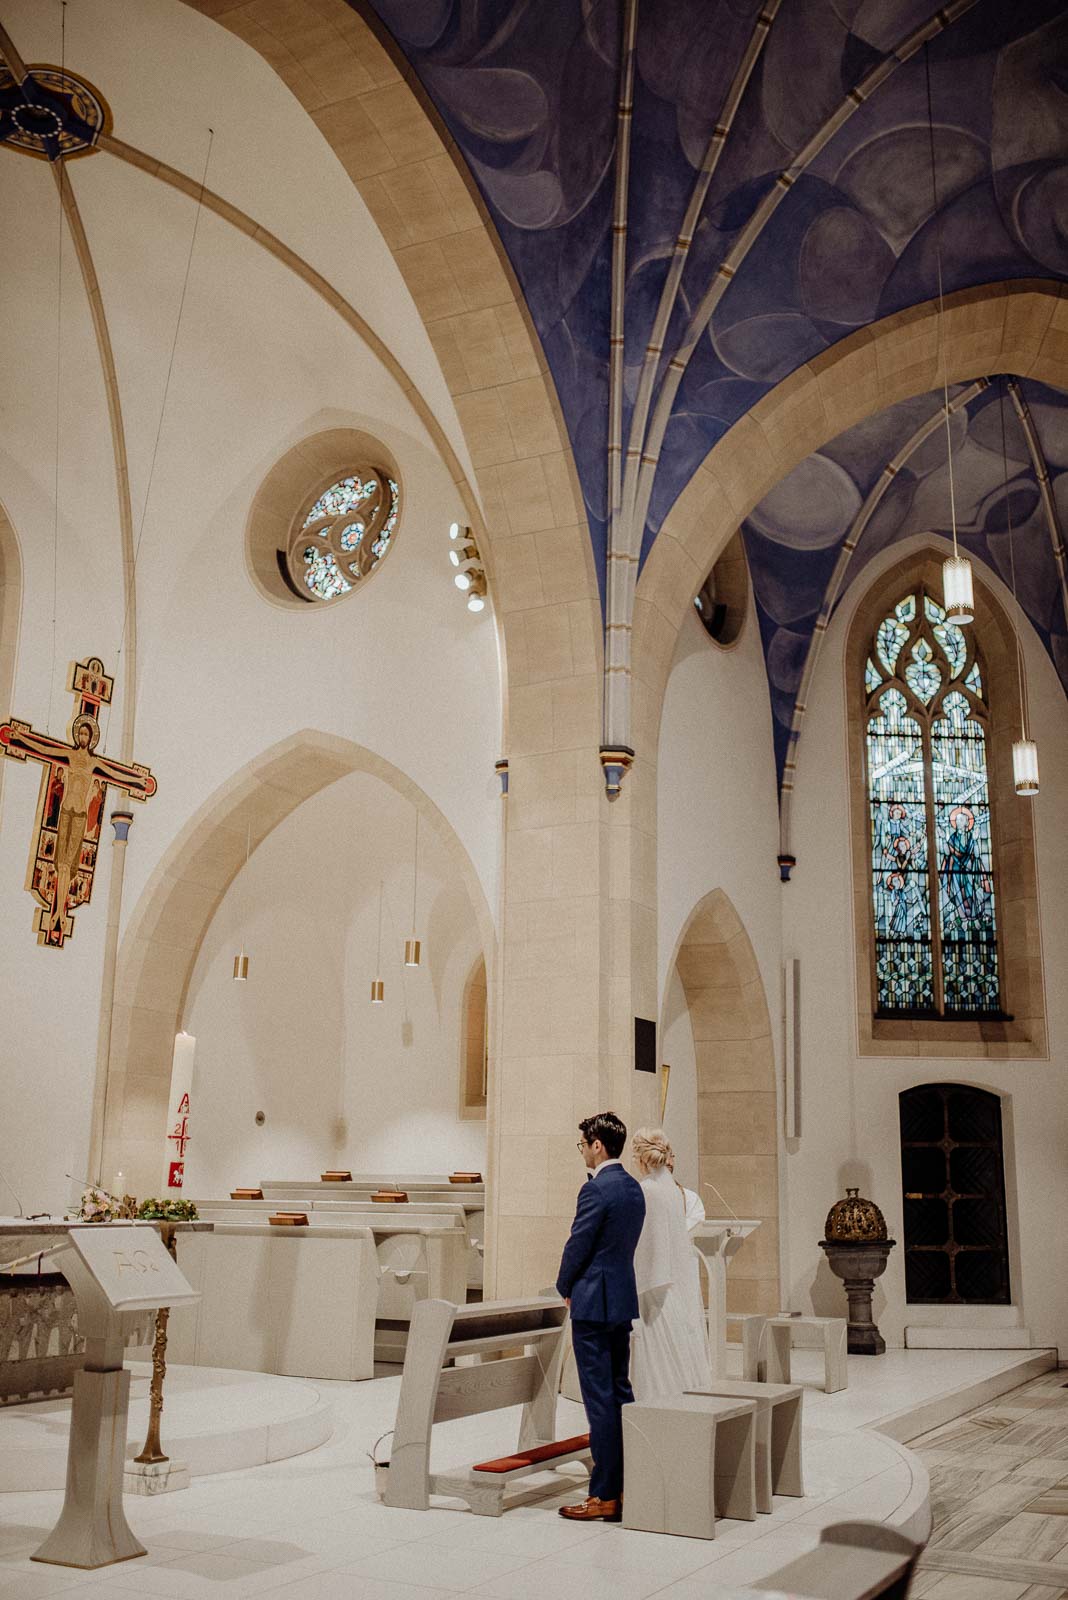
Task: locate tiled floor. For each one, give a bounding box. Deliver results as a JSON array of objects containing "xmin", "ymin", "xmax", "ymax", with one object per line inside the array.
[
  {"xmin": 910, "ymin": 1365, "xmax": 1068, "ymax": 1600},
  {"xmin": 0, "ymin": 1348, "xmax": 1052, "ymax": 1600}
]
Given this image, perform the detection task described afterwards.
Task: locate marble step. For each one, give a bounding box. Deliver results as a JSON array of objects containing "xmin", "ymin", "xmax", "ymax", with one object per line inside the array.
[{"xmin": 906, "ymin": 1326, "xmax": 1034, "ymax": 1349}]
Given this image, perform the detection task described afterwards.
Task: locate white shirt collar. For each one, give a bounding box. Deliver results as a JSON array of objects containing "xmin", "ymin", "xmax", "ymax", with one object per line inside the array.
[{"xmin": 591, "ymin": 1158, "xmax": 623, "ymax": 1179}]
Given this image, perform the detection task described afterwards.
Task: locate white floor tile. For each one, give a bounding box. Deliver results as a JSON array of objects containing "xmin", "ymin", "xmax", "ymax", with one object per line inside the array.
[
  {"xmin": 268, "ymin": 1576, "xmax": 482, "ymax": 1600},
  {"xmin": 469, "ymin": 1552, "xmax": 693, "ymax": 1600},
  {"xmin": 651, "ymin": 1528, "xmax": 822, "ymax": 1595},
  {"xmin": 339, "ymin": 1542, "xmax": 532, "ymax": 1593}
]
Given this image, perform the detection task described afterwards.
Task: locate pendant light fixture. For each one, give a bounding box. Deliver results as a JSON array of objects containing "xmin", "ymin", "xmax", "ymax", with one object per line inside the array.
[
  {"xmin": 404, "ymin": 811, "xmax": 421, "ymax": 967},
  {"xmin": 371, "ymin": 879, "xmax": 385, "ymax": 1002},
  {"xmin": 925, "ymin": 44, "xmax": 973, "ymax": 625},
  {"xmin": 998, "ymin": 388, "xmax": 1039, "ymax": 796},
  {"xmin": 232, "ymin": 820, "xmax": 251, "ymax": 980}
]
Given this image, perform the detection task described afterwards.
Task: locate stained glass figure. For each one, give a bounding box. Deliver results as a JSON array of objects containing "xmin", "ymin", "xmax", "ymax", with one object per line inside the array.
[
  {"xmin": 932, "ymin": 692, "xmax": 999, "ymax": 1012},
  {"xmin": 866, "ymin": 689, "xmax": 934, "ymax": 1010},
  {"xmin": 864, "ymin": 586, "xmax": 1000, "ymax": 1016},
  {"xmin": 286, "ymin": 470, "xmax": 400, "ymax": 602}
]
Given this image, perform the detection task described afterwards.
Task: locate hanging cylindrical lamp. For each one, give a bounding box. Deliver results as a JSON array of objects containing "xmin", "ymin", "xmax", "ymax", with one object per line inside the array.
[
  {"xmin": 371, "ymin": 879, "xmax": 385, "ymax": 1002},
  {"xmin": 997, "ymin": 386, "xmax": 1040, "ymax": 796},
  {"xmin": 942, "ymin": 552, "xmax": 974, "ymax": 625},
  {"xmin": 232, "ymin": 820, "xmax": 252, "ymax": 981},
  {"xmin": 404, "ymin": 812, "xmax": 422, "ymax": 966},
  {"xmin": 1013, "ymin": 738, "xmax": 1040, "ymax": 795},
  {"xmin": 923, "ymin": 45, "xmax": 974, "ymax": 627}
]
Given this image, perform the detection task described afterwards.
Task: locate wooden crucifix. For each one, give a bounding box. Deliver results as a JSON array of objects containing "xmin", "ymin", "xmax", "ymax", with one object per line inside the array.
[{"xmin": 0, "ymin": 657, "xmax": 157, "ymax": 948}]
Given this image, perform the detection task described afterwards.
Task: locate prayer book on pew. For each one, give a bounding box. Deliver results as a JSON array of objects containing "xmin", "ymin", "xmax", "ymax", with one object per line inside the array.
[
  {"xmin": 371, "ymin": 1191, "xmax": 409, "ymax": 1203},
  {"xmin": 449, "ymin": 1172, "xmax": 483, "ymax": 1183},
  {"xmin": 230, "ymin": 1188, "xmax": 263, "ymax": 1199},
  {"xmin": 320, "ymin": 1170, "xmax": 352, "ymax": 1182},
  {"xmin": 268, "ymin": 1212, "xmax": 309, "ymax": 1226}
]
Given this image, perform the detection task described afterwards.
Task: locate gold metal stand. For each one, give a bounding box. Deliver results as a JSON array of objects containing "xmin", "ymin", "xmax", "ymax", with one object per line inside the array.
[{"xmin": 133, "ymin": 1223, "xmax": 176, "ymax": 1466}]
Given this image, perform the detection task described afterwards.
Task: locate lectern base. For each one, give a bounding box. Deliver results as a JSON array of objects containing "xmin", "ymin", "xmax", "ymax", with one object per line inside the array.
[
  {"xmin": 32, "ymin": 1369, "xmax": 146, "ymax": 1569},
  {"xmin": 125, "ymin": 1458, "xmax": 190, "ymax": 1495}
]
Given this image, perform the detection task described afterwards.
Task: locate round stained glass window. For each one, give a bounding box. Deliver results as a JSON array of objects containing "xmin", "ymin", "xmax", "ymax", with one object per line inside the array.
[{"xmin": 284, "ymin": 470, "xmax": 399, "ymax": 604}]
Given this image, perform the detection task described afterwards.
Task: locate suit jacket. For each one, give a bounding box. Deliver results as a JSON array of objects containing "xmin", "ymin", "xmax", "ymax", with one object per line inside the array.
[{"xmin": 556, "ymin": 1163, "xmax": 646, "ymax": 1324}]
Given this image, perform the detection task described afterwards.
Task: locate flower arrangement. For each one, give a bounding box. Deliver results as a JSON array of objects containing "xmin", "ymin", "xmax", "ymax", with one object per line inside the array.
[
  {"xmin": 137, "ymin": 1198, "xmax": 199, "ymax": 1222},
  {"xmin": 76, "ymin": 1186, "xmax": 126, "ymax": 1223}
]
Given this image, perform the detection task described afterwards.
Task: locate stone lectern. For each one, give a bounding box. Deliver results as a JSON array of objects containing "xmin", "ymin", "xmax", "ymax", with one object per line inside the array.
[
  {"xmin": 691, "ymin": 1219, "xmax": 761, "ymax": 1378},
  {"xmin": 30, "ymin": 1224, "xmax": 199, "ymax": 1569}
]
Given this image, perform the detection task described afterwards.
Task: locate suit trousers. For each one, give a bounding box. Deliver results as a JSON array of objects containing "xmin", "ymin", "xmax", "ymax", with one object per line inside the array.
[{"xmin": 570, "ymin": 1318, "xmax": 634, "ymax": 1500}]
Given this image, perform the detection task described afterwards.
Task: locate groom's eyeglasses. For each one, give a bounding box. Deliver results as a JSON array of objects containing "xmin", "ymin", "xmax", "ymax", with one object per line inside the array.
[{"xmin": 576, "ymin": 1139, "xmax": 588, "ymax": 1152}]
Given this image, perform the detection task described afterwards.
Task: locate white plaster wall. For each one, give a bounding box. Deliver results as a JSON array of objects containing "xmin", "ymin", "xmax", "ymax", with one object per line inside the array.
[
  {"xmin": 0, "ymin": 20, "xmax": 501, "ymax": 1214},
  {"xmin": 656, "ymin": 596, "xmax": 784, "ymax": 1202},
  {"xmin": 786, "ymin": 539, "xmax": 1068, "ymax": 1351},
  {"xmin": 182, "ymin": 771, "xmax": 487, "ymax": 1196},
  {"xmin": 661, "ymin": 967, "xmax": 699, "ymax": 1189},
  {"xmin": 0, "ymin": 150, "xmax": 125, "ymax": 1216}
]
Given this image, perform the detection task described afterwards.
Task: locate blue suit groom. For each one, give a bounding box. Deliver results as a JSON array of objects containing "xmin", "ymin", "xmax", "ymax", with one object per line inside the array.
[{"xmin": 556, "ymin": 1158, "xmax": 646, "ymax": 1504}]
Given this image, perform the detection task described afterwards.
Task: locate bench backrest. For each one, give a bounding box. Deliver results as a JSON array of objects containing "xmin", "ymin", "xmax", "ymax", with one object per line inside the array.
[
  {"xmin": 261, "ymin": 1176, "xmax": 485, "ymax": 1197},
  {"xmin": 195, "ymin": 1198, "xmax": 466, "ymax": 1229}
]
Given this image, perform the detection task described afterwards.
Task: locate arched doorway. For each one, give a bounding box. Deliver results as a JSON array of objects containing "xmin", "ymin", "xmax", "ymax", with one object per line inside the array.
[
  {"xmin": 664, "ymin": 889, "xmax": 780, "ymax": 1318},
  {"xmin": 899, "ymin": 1083, "xmax": 1011, "ymax": 1305},
  {"xmin": 95, "ymin": 729, "xmax": 496, "ymax": 1208}
]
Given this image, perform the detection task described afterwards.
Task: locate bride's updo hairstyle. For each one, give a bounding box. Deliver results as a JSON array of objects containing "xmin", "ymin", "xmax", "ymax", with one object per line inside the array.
[{"xmin": 632, "ymin": 1128, "xmax": 673, "ymax": 1170}]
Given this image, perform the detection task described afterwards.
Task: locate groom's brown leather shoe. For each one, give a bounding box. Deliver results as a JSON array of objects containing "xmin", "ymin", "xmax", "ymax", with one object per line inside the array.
[{"xmin": 558, "ymin": 1496, "xmax": 622, "ymax": 1522}]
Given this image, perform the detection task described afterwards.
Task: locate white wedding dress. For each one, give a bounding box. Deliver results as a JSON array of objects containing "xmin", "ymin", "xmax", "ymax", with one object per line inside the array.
[{"xmin": 629, "ymin": 1166, "xmax": 712, "ymax": 1400}]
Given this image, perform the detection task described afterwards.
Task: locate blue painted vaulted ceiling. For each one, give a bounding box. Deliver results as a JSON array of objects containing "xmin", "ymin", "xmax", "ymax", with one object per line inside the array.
[{"xmin": 356, "ymin": 0, "xmax": 1068, "ymax": 787}]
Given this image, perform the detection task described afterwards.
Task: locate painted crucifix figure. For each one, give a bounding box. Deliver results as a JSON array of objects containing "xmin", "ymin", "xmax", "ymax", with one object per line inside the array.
[{"xmin": 0, "ymin": 657, "xmax": 157, "ymax": 947}]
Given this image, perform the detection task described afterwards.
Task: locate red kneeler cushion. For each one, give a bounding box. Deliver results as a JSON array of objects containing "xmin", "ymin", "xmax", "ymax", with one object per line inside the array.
[{"xmin": 472, "ymin": 1433, "xmax": 590, "ymax": 1473}]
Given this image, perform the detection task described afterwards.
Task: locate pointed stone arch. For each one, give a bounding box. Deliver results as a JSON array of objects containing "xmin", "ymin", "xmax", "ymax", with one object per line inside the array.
[
  {"xmin": 634, "ymin": 280, "xmax": 1068, "ymax": 756},
  {"xmin": 662, "ymin": 888, "xmax": 781, "ymax": 1317},
  {"xmin": 93, "ymin": 730, "xmax": 496, "ymax": 1206}
]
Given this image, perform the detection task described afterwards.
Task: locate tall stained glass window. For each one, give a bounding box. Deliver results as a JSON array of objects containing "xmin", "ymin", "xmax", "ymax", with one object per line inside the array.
[{"xmin": 864, "ymin": 588, "xmax": 1000, "ymax": 1016}]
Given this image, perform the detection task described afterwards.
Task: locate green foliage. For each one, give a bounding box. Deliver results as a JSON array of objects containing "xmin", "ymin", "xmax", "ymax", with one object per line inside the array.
[{"xmin": 137, "ymin": 1197, "xmax": 199, "ymax": 1221}]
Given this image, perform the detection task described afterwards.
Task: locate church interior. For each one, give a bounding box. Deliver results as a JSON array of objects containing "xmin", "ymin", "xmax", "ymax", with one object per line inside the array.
[{"xmin": 2, "ymin": 0, "xmax": 1068, "ymax": 1595}]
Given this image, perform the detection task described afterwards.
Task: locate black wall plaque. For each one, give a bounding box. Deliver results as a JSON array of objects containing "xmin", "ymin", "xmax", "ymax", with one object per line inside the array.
[{"xmin": 634, "ymin": 1016, "xmax": 656, "ymax": 1073}]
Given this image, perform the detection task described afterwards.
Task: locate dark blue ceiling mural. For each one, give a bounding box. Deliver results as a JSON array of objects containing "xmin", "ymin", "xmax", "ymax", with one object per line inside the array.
[
  {"xmin": 745, "ymin": 374, "xmax": 1068, "ymax": 789},
  {"xmin": 357, "ymin": 0, "xmax": 1068, "ymax": 604}
]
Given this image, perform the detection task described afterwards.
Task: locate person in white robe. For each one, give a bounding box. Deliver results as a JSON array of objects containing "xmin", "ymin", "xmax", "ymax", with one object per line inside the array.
[
  {"xmin": 629, "ymin": 1129, "xmax": 711, "ymax": 1399},
  {"xmin": 668, "ymin": 1154, "xmax": 705, "ymax": 1232}
]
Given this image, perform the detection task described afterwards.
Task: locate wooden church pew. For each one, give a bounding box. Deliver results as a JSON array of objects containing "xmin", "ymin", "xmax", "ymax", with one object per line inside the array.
[{"xmin": 383, "ymin": 1295, "xmax": 588, "ymax": 1516}]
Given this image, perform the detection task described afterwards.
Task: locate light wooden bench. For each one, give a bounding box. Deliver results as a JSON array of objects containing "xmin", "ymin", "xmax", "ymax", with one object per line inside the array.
[
  {"xmin": 763, "ymin": 1314, "xmax": 848, "ymax": 1392},
  {"xmin": 621, "ymin": 1392, "xmax": 758, "ymax": 1538},
  {"xmin": 755, "ymin": 1519, "xmax": 918, "ymax": 1598},
  {"xmin": 686, "ymin": 1379, "xmax": 803, "ymax": 1513},
  {"xmin": 726, "ymin": 1312, "xmax": 766, "ymax": 1381},
  {"xmin": 384, "ymin": 1296, "xmax": 588, "ymax": 1516},
  {"xmin": 256, "ymin": 1184, "xmax": 486, "ymax": 1293}
]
